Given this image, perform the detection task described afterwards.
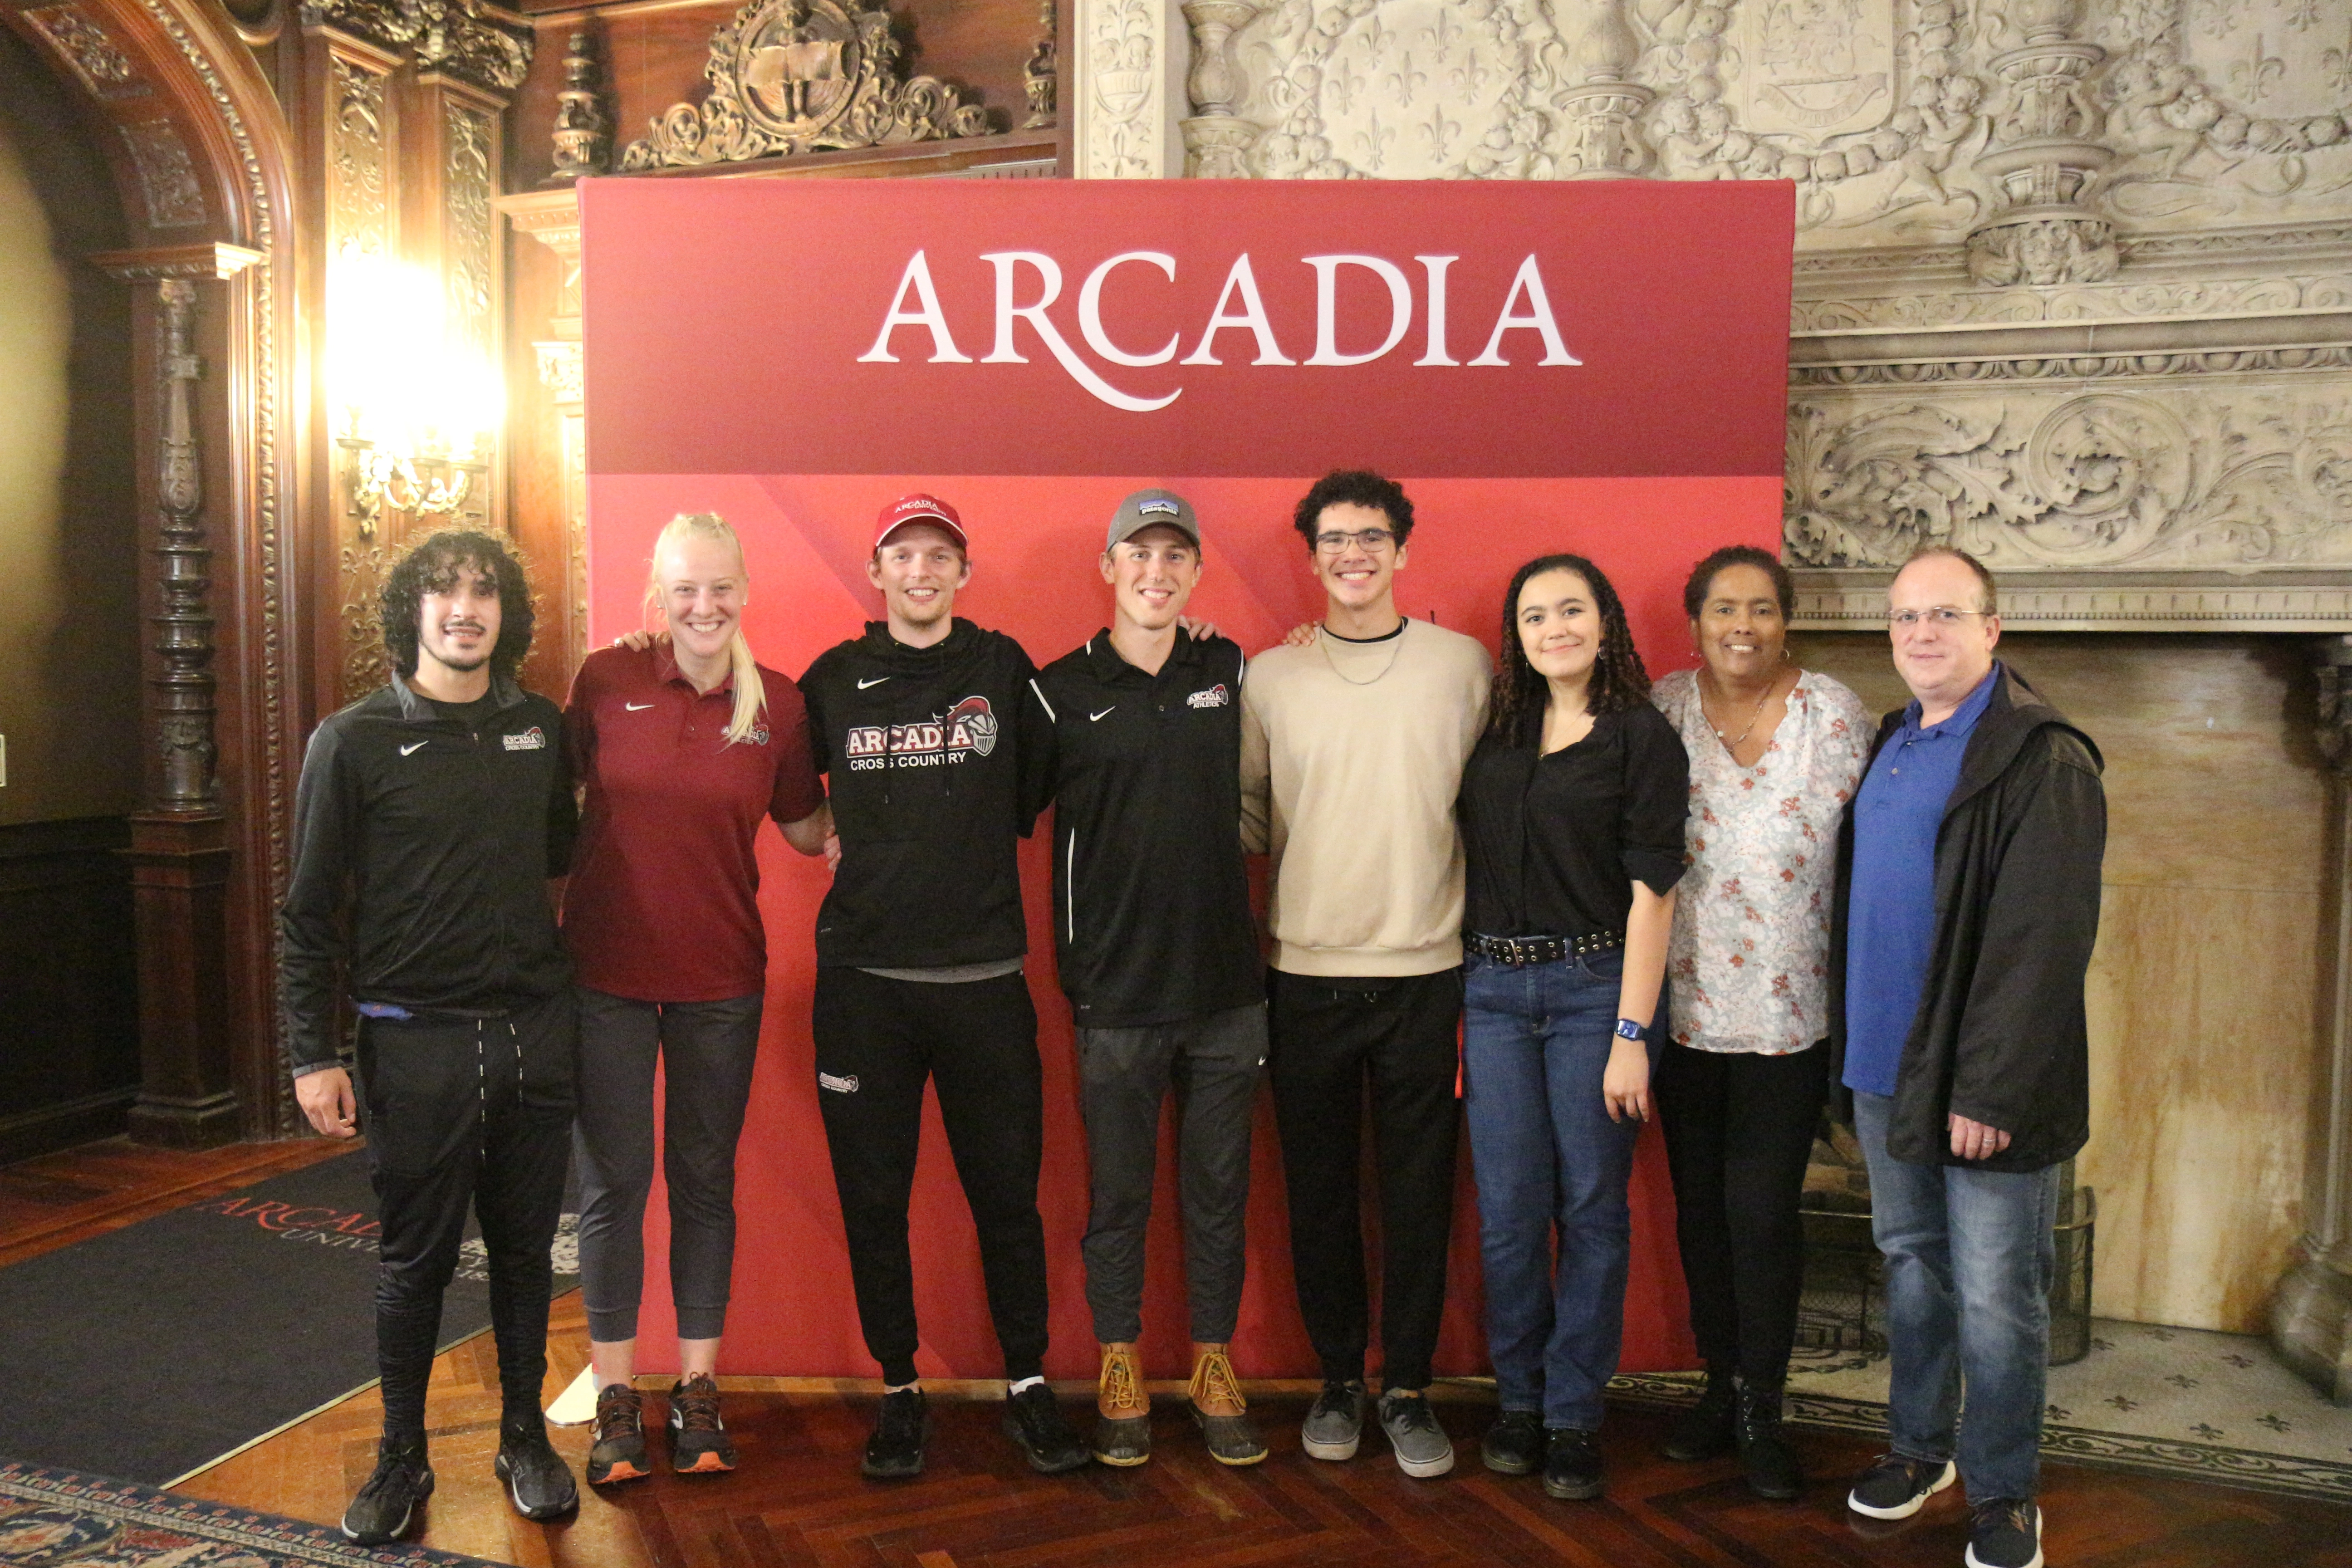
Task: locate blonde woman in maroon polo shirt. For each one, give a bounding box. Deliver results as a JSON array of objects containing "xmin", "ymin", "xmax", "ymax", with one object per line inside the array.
[{"xmin": 562, "ymin": 512, "xmax": 831, "ymax": 1484}]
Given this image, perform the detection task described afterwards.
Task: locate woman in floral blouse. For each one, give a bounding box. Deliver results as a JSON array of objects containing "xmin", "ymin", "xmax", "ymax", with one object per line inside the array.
[{"xmin": 1650, "ymin": 545, "xmax": 1871, "ymax": 1500}]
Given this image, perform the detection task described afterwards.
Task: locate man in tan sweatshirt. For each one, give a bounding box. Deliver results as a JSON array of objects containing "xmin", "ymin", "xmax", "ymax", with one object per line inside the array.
[{"xmin": 1240, "ymin": 470, "xmax": 1491, "ymax": 1478}]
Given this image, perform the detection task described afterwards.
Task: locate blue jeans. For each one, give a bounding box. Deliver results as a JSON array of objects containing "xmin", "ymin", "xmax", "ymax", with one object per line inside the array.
[
  {"xmin": 1853, "ymin": 1091, "xmax": 2060, "ymax": 1502},
  {"xmin": 1461, "ymin": 950, "xmax": 1649, "ymax": 1431}
]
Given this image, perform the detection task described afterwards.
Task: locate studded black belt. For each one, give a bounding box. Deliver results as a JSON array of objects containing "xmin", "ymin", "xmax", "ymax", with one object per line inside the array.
[{"xmin": 1463, "ymin": 930, "xmax": 1624, "ymax": 967}]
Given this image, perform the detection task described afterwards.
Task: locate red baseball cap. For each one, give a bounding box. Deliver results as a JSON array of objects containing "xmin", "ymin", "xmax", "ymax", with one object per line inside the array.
[{"xmin": 873, "ymin": 493, "xmax": 968, "ymax": 552}]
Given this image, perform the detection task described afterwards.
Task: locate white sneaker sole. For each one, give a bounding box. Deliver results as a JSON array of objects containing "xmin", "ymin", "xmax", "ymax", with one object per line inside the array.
[
  {"xmin": 1847, "ymin": 1459, "xmax": 1956, "ymax": 1520},
  {"xmin": 1301, "ymin": 1429, "xmax": 1360, "ymax": 1461},
  {"xmin": 1392, "ymin": 1444, "xmax": 1455, "ymax": 1479},
  {"xmin": 1964, "ymin": 1506, "xmax": 2043, "ymax": 1568}
]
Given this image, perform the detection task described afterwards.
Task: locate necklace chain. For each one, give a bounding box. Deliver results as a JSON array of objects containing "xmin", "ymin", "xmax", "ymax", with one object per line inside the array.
[
  {"xmin": 1319, "ymin": 623, "xmax": 1406, "ymax": 686},
  {"xmin": 1702, "ymin": 669, "xmax": 1777, "ymax": 755}
]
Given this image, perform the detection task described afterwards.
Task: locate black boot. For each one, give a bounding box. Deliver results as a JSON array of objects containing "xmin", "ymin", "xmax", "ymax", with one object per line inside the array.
[
  {"xmin": 1659, "ymin": 1366, "xmax": 1736, "ymax": 1462},
  {"xmin": 1735, "ymin": 1382, "xmax": 1803, "ymax": 1500}
]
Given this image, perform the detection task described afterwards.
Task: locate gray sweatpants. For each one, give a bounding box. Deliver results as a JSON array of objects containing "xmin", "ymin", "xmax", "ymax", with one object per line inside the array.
[
  {"xmin": 1075, "ymin": 1001, "xmax": 1267, "ymax": 1345},
  {"xmin": 573, "ymin": 987, "xmax": 763, "ymax": 1343}
]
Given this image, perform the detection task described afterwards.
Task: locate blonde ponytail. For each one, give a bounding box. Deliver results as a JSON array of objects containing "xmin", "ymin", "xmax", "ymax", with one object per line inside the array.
[{"xmin": 645, "ymin": 512, "xmax": 769, "ymax": 746}]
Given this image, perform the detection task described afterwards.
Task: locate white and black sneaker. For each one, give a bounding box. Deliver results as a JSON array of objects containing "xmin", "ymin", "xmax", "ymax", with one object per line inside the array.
[
  {"xmin": 1846, "ymin": 1453, "xmax": 1957, "ymax": 1519},
  {"xmin": 494, "ymin": 1424, "xmax": 580, "ymax": 1522},
  {"xmin": 341, "ymin": 1435, "xmax": 433, "ymax": 1545},
  {"xmin": 1966, "ymin": 1499, "xmax": 2044, "ymax": 1568}
]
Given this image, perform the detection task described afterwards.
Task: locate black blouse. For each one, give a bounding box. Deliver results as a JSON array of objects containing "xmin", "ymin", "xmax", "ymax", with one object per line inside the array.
[{"xmin": 1458, "ymin": 704, "xmax": 1691, "ymax": 940}]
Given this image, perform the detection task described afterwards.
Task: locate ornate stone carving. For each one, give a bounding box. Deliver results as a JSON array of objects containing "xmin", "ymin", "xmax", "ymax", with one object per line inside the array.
[
  {"xmin": 1556, "ymin": 0, "xmax": 1651, "ymax": 178},
  {"xmin": 25, "ymin": 3, "xmax": 147, "ymax": 98},
  {"xmin": 1966, "ymin": 213, "xmax": 2119, "ymax": 285},
  {"xmin": 1023, "ymin": 0, "xmax": 1058, "ymax": 129},
  {"xmin": 298, "ymin": 0, "xmax": 533, "ymax": 93},
  {"xmin": 549, "ymin": 32, "xmax": 611, "ymax": 180},
  {"xmin": 534, "ymin": 340, "xmax": 584, "ymax": 402},
  {"xmin": 1786, "ymin": 383, "xmax": 2352, "ymax": 570},
  {"xmin": 617, "ymin": 0, "xmax": 988, "ymax": 170},
  {"xmin": 1078, "ymin": 0, "xmax": 1178, "ymax": 177},
  {"xmin": 1180, "ymin": 0, "xmax": 1258, "ymax": 176},
  {"xmin": 120, "ymin": 119, "xmax": 206, "ymax": 229}
]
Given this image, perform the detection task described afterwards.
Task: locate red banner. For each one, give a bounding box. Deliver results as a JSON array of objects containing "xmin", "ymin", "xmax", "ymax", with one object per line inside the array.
[{"xmin": 579, "ymin": 177, "xmax": 1794, "ymax": 1382}]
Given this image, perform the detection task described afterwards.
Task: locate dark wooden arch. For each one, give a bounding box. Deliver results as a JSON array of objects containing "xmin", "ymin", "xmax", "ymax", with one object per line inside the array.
[{"xmin": 2, "ymin": 0, "xmax": 310, "ymax": 1140}]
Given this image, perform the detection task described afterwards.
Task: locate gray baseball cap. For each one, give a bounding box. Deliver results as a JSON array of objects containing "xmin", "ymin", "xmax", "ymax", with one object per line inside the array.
[{"xmin": 1104, "ymin": 488, "xmax": 1201, "ymax": 550}]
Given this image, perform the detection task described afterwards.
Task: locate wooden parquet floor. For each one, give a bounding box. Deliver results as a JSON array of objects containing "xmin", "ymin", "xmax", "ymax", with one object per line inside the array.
[{"xmin": 10, "ymin": 1137, "xmax": 2352, "ymax": 1567}]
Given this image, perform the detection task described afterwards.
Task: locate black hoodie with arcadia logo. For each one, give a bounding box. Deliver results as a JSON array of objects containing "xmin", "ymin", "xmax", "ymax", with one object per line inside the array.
[{"xmin": 800, "ymin": 618, "xmax": 1054, "ymax": 968}]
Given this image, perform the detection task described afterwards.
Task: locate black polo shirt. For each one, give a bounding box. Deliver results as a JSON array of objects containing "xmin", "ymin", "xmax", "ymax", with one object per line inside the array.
[{"xmin": 1032, "ymin": 629, "xmax": 1261, "ymax": 1029}]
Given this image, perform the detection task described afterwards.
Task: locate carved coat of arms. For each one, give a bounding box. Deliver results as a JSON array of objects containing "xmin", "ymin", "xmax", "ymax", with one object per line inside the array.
[
  {"xmin": 619, "ymin": 0, "xmax": 986, "ymax": 169},
  {"xmin": 1732, "ymin": 0, "xmax": 1896, "ymax": 145}
]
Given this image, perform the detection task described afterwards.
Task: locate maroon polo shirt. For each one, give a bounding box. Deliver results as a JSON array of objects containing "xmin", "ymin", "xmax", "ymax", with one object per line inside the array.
[{"xmin": 563, "ymin": 642, "xmax": 825, "ymax": 1002}]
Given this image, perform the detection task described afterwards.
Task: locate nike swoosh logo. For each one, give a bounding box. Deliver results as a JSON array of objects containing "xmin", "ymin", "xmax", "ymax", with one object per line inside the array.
[
  {"xmin": 400, "ymin": 741, "xmax": 429, "ymax": 756},
  {"xmin": 1089, "ymin": 707, "xmax": 1116, "ymax": 722},
  {"xmin": 624, "ymin": 701, "xmax": 654, "ymax": 711},
  {"xmin": 858, "ymin": 676, "xmax": 891, "ymax": 689}
]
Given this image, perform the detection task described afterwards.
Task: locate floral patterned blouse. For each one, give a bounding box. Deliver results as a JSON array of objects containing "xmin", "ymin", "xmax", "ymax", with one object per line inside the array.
[{"xmin": 1652, "ymin": 667, "xmax": 1873, "ymax": 1055}]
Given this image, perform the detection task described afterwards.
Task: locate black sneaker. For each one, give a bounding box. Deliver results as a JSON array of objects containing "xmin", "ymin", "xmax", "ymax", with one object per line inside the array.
[
  {"xmin": 587, "ymin": 1384, "xmax": 651, "ymax": 1485},
  {"xmin": 862, "ymin": 1387, "xmax": 929, "ymax": 1480},
  {"xmin": 1541, "ymin": 1426, "xmax": 1604, "ymax": 1501},
  {"xmin": 1659, "ymin": 1374, "xmax": 1737, "ymax": 1462},
  {"xmin": 493, "ymin": 1424, "xmax": 579, "ymax": 1522},
  {"xmin": 1004, "ymin": 1382, "xmax": 1091, "ymax": 1474},
  {"xmin": 1966, "ymin": 1499, "xmax": 2044, "ymax": 1568},
  {"xmin": 1846, "ymin": 1453, "xmax": 1957, "ymax": 1519},
  {"xmin": 1480, "ymin": 1409, "xmax": 1545, "ymax": 1475},
  {"xmin": 340, "ymin": 1434, "xmax": 433, "ymax": 1545},
  {"xmin": 1735, "ymin": 1383, "xmax": 1803, "ymax": 1501},
  {"xmin": 668, "ymin": 1373, "xmax": 738, "ymax": 1474}
]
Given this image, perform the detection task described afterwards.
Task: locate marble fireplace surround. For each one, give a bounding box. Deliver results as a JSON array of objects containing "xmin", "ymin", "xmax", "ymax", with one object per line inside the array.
[{"xmin": 1056, "ymin": 0, "xmax": 2352, "ymax": 1401}]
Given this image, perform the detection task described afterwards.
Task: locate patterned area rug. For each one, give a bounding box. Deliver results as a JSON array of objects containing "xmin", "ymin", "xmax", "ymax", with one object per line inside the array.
[
  {"xmin": 0, "ymin": 1461, "xmax": 494, "ymax": 1566},
  {"xmin": 1604, "ymin": 1317, "xmax": 2352, "ymax": 1506}
]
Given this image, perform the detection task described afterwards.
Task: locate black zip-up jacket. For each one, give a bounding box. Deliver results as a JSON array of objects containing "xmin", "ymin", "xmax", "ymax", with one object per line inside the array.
[
  {"xmin": 279, "ymin": 672, "xmax": 578, "ymax": 1074},
  {"xmin": 1828, "ymin": 664, "xmax": 2106, "ymax": 1172},
  {"xmin": 1034, "ymin": 630, "xmax": 1261, "ymax": 1029},
  {"xmin": 800, "ymin": 619, "xmax": 1053, "ymax": 968}
]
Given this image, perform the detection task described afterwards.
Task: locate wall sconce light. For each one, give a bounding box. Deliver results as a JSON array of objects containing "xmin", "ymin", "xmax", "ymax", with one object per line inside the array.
[{"xmin": 327, "ymin": 244, "xmax": 505, "ymax": 538}]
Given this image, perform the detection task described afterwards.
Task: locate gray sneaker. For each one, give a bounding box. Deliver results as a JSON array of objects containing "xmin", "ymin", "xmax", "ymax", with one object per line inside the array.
[
  {"xmin": 1300, "ymin": 1379, "xmax": 1367, "ymax": 1461},
  {"xmin": 1377, "ymin": 1389, "xmax": 1456, "ymax": 1478}
]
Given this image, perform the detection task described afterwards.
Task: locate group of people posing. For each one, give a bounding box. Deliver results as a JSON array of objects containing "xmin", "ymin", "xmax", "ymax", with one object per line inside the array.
[{"xmin": 281, "ymin": 469, "xmax": 2103, "ymax": 1568}]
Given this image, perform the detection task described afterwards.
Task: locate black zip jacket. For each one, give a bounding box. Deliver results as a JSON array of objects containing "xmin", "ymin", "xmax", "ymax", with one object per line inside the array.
[
  {"xmin": 800, "ymin": 619, "xmax": 1053, "ymax": 968},
  {"xmin": 1828, "ymin": 664, "xmax": 2106, "ymax": 1172},
  {"xmin": 279, "ymin": 673, "xmax": 578, "ymax": 1074},
  {"xmin": 1034, "ymin": 630, "xmax": 1261, "ymax": 1029}
]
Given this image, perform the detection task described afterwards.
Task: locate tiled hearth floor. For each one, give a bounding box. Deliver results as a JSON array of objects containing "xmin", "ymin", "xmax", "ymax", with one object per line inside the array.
[{"xmin": 1602, "ymin": 1318, "xmax": 2352, "ymax": 1504}]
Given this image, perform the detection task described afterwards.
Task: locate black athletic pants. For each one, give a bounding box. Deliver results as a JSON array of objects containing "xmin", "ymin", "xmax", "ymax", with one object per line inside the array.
[
  {"xmin": 1654, "ymin": 1039, "xmax": 1828, "ymax": 1389},
  {"xmin": 811, "ymin": 967, "xmax": 1049, "ymax": 1387},
  {"xmin": 1267, "ymin": 969, "xmax": 1463, "ymax": 1392},
  {"xmin": 356, "ymin": 989, "xmax": 576, "ymax": 1440}
]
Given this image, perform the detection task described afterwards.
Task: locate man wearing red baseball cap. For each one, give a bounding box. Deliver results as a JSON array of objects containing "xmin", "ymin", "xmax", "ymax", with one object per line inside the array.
[{"xmin": 795, "ymin": 494, "xmax": 1085, "ymax": 1480}]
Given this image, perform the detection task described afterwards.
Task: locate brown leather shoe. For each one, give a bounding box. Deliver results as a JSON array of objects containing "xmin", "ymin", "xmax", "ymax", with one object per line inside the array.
[
  {"xmin": 1187, "ymin": 1343, "xmax": 1267, "ymax": 1466},
  {"xmin": 1093, "ymin": 1342, "xmax": 1151, "ymax": 1466}
]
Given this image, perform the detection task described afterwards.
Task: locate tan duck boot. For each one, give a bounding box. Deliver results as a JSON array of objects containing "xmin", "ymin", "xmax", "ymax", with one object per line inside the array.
[
  {"xmin": 1187, "ymin": 1343, "xmax": 1268, "ymax": 1466},
  {"xmin": 1093, "ymin": 1342, "xmax": 1151, "ymax": 1466}
]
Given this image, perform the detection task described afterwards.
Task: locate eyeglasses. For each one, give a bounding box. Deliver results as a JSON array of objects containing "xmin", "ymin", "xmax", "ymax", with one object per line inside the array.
[
  {"xmin": 1314, "ymin": 528, "xmax": 1396, "ymax": 554},
  {"xmin": 1886, "ymin": 607, "xmax": 1991, "ymax": 628}
]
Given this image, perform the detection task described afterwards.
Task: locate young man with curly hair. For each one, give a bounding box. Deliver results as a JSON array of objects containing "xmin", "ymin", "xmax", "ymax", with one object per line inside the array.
[
  {"xmin": 281, "ymin": 530, "xmax": 582, "ymax": 1544},
  {"xmin": 1239, "ymin": 470, "xmax": 1491, "ymax": 1477}
]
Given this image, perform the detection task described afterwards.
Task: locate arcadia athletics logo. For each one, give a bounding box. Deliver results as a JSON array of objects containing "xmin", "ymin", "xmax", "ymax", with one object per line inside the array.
[{"xmin": 842, "ymin": 695, "xmax": 999, "ymax": 770}]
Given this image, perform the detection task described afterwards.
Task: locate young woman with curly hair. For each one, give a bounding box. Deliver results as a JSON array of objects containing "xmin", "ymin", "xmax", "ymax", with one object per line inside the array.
[{"xmin": 1455, "ymin": 553, "xmax": 1689, "ymax": 1502}]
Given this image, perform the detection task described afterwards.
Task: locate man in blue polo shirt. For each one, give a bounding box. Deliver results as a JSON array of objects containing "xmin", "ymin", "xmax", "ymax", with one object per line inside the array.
[{"xmin": 1829, "ymin": 546, "xmax": 2105, "ymax": 1568}]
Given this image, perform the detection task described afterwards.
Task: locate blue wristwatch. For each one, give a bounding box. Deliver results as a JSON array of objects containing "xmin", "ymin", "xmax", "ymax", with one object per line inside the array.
[{"xmin": 1614, "ymin": 1017, "xmax": 1650, "ymax": 1043}]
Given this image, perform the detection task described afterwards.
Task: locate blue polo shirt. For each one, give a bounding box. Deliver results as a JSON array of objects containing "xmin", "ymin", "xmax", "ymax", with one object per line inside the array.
[{"xmin": 1842, "ymin": 664, "xmax": 1999, "ymax": 1097}]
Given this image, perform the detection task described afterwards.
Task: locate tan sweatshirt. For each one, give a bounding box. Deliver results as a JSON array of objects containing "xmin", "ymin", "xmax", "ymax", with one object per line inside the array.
[{"xmin": 1240, "ymin": 620, "xmax": 1493, "ymax": 977}]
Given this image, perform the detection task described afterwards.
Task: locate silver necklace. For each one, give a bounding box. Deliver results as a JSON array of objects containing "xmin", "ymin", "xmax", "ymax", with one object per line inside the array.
[
  {"xmin": 1320, "ymin": 622, "xmax": 1406, "ymax": 686},
  {"xmin": 1702, "ymin": 669, "xmax": 1776, "ymax": 755}
]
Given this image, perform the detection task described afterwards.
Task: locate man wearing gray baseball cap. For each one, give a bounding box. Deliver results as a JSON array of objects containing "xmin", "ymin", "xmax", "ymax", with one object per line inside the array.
[{"xmin": 1029, "ymin": 488, "xmax": 1268, "ymax": 1468}]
